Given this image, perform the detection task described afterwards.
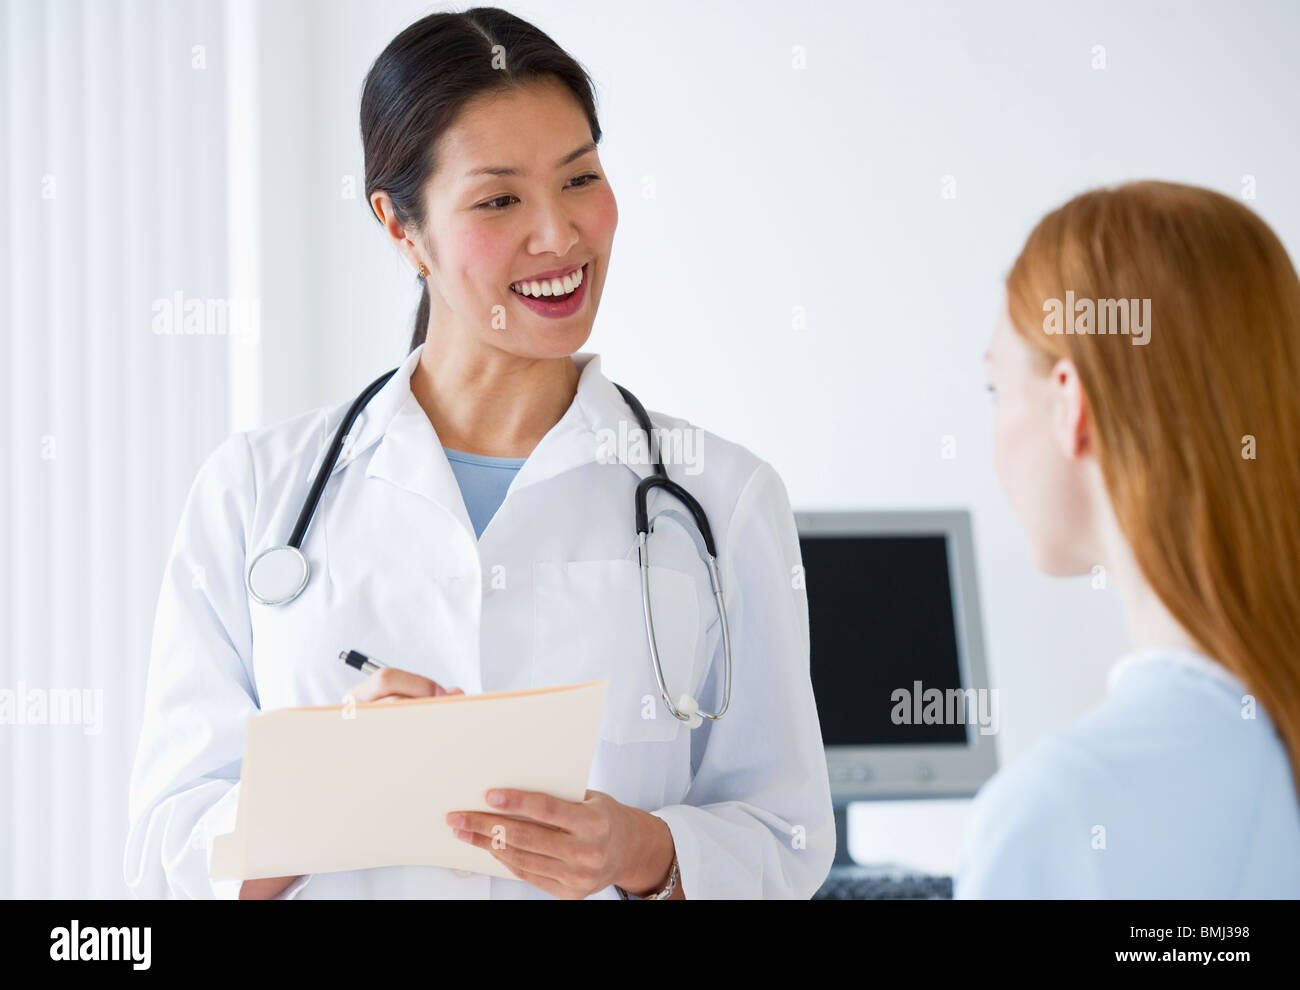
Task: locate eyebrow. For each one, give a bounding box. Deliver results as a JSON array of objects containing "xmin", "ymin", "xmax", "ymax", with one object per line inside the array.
[{"xmin": 464, "ymin": 141, "xmax": 597, "ymax": 179}]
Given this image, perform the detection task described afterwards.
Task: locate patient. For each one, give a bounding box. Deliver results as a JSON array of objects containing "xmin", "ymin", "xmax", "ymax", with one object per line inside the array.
[{"xmin": 957, "ymin": 180, "xmax": 1300, "ymax": 897}]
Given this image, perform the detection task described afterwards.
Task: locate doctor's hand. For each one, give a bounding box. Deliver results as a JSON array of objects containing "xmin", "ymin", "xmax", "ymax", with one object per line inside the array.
[
  {"xmin": 446, "ymin": 788, "xmax": 681, "ymax": 900},
  {"xmin": 343, "ymin": 667, "xmax": 464, "ymax": 704},
  {"xmin": 239, "ymin": 875, "xmax": 302, "ymax": 899}
]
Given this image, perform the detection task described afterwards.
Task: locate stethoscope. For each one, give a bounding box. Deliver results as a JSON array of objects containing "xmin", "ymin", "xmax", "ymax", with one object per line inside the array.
[{"xmin": 244, "ymin": 366, "xmax": 733, "ymax": 728}]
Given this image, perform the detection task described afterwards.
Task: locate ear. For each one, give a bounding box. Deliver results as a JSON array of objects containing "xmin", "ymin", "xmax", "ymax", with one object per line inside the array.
[
  {"xmin": 369, "ymin": 191, "xmax": 425, "ymax": 267},
  {"xmin": 1048, "ymin": 357, "xmax": 1090, "ymax": 459}
]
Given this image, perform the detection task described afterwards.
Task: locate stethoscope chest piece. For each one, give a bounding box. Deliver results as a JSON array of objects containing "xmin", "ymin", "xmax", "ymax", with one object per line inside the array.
[{"xmin": 246, "ymin": 544, "xmax": 310, "ymax": 606}]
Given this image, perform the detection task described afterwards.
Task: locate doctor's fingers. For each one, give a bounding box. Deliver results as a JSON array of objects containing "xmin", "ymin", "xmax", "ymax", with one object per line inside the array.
[
  {"xmin": 456, "ymin": 814, "xmax": 576, "ymax": 859},
  {"xmin": 457, "ymin": 825, "xmax": 589, "ymax": 890},
  {"xmin": 343, "ymin": 667, "xmax": 463, "ymax": 704},
  {"xmin": 489, "ymin": 844, "xmax": 590, "ymax": 896}
]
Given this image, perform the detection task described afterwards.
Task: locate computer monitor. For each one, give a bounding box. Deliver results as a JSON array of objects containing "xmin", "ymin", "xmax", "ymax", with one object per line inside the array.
[{"xmin": 794, "ymin": 510, "xmax": 997, "ymax": 813}]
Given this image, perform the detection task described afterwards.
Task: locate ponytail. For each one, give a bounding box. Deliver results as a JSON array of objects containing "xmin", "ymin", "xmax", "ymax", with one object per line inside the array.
[{"xmin": 410, "ymin": 278, "xmax": 430, "ymax": 351}]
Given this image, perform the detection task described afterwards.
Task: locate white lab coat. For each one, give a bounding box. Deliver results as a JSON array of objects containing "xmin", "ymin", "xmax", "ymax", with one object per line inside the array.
[{"xmin": 123, "ymin": 344, "xmax": 835, "ymax": 899}]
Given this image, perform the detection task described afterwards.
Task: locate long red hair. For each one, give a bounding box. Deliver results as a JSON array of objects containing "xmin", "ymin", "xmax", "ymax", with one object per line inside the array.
[{"xmin": 1005, "ymin": 181, "xmax": 1300, "ymax": 798}]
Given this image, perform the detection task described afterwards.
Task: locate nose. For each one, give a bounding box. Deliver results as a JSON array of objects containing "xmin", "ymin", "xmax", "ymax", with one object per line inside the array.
[{"xmin": 528, "ymin": 195, "xmax": 580, "ymax": 258}]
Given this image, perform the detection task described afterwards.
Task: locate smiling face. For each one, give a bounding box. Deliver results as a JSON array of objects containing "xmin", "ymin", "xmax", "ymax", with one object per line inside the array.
[
  {"xmin": 985, "ymin": 300, "xmax": 1101, "ymax": 576},
  {"xmin": 398, "ymin": 77, "xmax": 618, "ymax": 360}
]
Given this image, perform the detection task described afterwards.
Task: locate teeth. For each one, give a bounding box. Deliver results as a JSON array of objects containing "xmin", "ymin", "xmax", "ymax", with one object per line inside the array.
[{"xmin": 511, "ymin": 264, "xmax": 583, "ymax": 298}]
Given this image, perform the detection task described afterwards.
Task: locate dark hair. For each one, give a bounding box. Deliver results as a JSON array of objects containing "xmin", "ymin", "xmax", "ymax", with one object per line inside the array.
[{"xmin": 360, "ymin": 7, "xmax": 603, "ymax": 352}]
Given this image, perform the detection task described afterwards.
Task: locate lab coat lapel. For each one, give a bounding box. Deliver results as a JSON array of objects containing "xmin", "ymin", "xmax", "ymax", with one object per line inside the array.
[
  {"xmin": 365, "ymin": 391, "xmax": 476, "ymax": 536},
  {"xmin": 324, "ymin": 344, "xmax": 474, "ymax": 535},
  {"xmin": 326, "ymin": 344, "xmax": 422, "ymax": 477}
]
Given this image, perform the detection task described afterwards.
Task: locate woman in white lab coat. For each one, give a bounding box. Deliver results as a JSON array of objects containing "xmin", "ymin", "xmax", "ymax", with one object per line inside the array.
[
  {"xmin": 961, "ymin": 180, "xmax": 1300, "ymax": 897},
  {"xmin": 123, "ymin": 9, "xmax": 834, "ymax": 900}
]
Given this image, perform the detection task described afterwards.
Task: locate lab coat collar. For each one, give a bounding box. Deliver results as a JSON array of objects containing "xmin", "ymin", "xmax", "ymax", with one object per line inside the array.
[
  {"xmin": 328, "ymin": 344, "xmax": 425, "ymax": 475},
  {"xmin": 513, "ymin": 350, "xmax": 663, "ymax": 491},
  {"xmin": 326, "ymin": 344, "xmax": 657, "ymax": 520}
]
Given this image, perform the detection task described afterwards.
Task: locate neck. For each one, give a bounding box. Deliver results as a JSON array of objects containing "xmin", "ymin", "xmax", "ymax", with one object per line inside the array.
[
  {"xmin": 409, "ymin": 333, "xmax": 580, "ymax": 458},
  {"xmin": 1094, "ymin": 492, "xmax": 1204, "ymax": 658}
]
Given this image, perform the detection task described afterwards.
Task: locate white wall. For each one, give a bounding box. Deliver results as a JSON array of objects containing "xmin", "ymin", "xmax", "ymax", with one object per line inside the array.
[
  {"xmin": 269, "ymin": 0, "xmax": 1300, "ymax": 779},
  {"xmin": 4, "ymin": 0, "xmax": 244, "ymax": 897}
]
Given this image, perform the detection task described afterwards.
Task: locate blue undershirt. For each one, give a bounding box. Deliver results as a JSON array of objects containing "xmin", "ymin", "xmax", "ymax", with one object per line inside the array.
[{"xmin": 443, "ymin": 447, "xmax": 526, "ymax": 539}]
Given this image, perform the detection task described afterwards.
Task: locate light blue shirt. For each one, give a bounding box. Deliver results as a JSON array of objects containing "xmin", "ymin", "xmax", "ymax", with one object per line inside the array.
[
  {"xmin": 443, "ymin": 447, "xmax": 526, "ymax": 539},
  {"xmin": 955, "ymin": 646, "xmax": 1300, "ymax": 898}
]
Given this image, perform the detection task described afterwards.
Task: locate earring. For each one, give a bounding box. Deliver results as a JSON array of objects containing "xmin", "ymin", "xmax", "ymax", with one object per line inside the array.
[{"xmin": 417, "ymin": 263, "xmax": 428, "ymax": 279}]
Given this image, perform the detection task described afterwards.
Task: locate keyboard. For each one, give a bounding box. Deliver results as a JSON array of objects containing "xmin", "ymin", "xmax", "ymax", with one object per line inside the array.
[{"xmin": 813, "ymin": 866, "xmax": 954, "ymax": 900}]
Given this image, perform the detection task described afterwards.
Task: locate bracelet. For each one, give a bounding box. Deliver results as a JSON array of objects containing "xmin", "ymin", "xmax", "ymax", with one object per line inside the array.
[{"xmin": 618, "ymin": 854, "xmax": 678, "ymax": 900}]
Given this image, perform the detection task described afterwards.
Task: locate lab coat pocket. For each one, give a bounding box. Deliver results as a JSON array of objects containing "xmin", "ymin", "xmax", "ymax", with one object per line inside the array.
[{"xmin": 532, "ymin": 559, "xmax": 701, "ymax": 745}]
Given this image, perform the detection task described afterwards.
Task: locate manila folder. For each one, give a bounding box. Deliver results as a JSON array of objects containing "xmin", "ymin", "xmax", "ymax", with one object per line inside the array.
[{"xmin": 210, "ymin": 679, "xmax": 608, "ymax": 882}]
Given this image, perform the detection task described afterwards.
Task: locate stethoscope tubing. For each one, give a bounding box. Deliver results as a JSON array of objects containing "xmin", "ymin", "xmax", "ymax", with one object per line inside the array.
[{"xmin": 287, "ymin": 368, "xmax": 397, "ymax": 549}]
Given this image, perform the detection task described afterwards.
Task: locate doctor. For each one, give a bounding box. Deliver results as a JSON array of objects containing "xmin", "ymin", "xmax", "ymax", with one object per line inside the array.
[{"xmin": 123, "ymin": 7, "xmax": 834, "ymax": 900}]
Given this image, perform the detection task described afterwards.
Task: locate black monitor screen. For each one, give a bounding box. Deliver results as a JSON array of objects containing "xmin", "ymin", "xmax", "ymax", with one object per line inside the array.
[{"xmin": 801, "ymin": 533, "xmax": 968, "ymax": 747}]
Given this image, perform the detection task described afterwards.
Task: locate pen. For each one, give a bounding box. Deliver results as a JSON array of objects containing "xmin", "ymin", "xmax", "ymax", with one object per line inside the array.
[{"xmin": 340, "ymin": 649, "xmax": 386, "ymax": 675}]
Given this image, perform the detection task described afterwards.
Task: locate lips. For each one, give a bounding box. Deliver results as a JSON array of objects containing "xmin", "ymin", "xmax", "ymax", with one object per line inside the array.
[
  {"xmin": 509, "ymin": 261, "xmax": 587, "ymax": 300},
  {"xmin": 510, "ymin": 261, "xmax": 585, "ymax": 284},
  {"xmin": 507, "ymin": 262, "xmax": 590, "ymax": 318}
]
